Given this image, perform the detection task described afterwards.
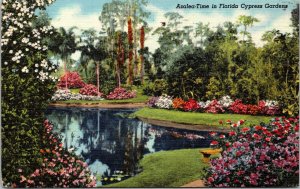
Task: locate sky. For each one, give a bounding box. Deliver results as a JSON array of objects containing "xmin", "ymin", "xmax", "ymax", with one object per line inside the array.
[{"xmin": 46, "ymin": 0, "xmax": 298, "ymax": 58}]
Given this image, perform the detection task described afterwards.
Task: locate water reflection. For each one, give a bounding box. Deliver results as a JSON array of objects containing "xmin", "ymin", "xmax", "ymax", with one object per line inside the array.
[{"xmin": 45, "ymin": 107, "xmax": 213, "ymax": 185}]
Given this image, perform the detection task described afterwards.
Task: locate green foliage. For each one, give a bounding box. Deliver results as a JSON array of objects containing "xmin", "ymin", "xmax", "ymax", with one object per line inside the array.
[
  {"xmin": 141, "ymin": 79, "xmax": 167, "ymax": 96},
  {"xmin": 205, "ymin": 77, "xmax": 223, "ymax": 100},
  {"xmin": 165, "ymin": 46, "xmax": 210, "ymax": 100}
]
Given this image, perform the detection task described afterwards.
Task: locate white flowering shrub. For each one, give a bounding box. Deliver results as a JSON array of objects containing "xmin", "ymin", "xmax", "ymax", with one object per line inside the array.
[
  {"xmin": 198, "ymin": 100, "xmax": 211, "ymax": 109},
  {"xmin": 154, "ymin": 94, "xmax": 173, "ymax": 109},
  {"xmin": 51, "ymin": 89, "xmax": 104, "ymax": 101},
  {"xmin": 218, "ymin": 95, "xmax": 234, "ymax": 108}
]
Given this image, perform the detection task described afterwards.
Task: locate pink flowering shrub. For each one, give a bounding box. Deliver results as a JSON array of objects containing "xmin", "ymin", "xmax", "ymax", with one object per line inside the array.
[
  {"xmin": 205, "ymin": 99, "xmax": 225, "ymax": 113},
  {"xmin": 259, "ymin": 100, "xmax": 281, "ymax": 115},
  {"xmin": 57, "ymin": 72, "xmax": 86, "ymax": 89},
  {"xmin": 106, "ymin": 87, "xmax": 136, "ymax": 100},
  {"xmin": 79, "ymin": 84, "xmax": 103, "ymax": 97},
  {"xmin": 15, "ymin": 120, "xmax": 96, "ymax": 188},
  {"xmin": 206, "ymin": 117, "xmax": 299, "ymax": 187},
  {"xmin": 183, "ymin": 99, "xmax": 200, "ymax": 111}
]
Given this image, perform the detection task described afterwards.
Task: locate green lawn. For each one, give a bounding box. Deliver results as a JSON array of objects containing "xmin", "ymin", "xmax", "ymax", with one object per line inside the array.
[
  {"xmin": 105, "ymin": 148, "xmax": 213, "ymax": 188},
  {"xmin": 58, "ymin": 87, "xmax": 149, "ymax": 104},
  {"xmin": 133, "ymin": 107, "xmax": 274, "ymax": 128}
]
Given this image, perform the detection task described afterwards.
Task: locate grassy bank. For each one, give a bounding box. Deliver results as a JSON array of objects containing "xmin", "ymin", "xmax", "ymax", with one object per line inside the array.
[
  {"xmin": 133, "ymin": 107, "xmax": 274, "ymax": 128},
  {"xmin": 105, "ymin": 148, "xmax": 214, "ymax": 188}
]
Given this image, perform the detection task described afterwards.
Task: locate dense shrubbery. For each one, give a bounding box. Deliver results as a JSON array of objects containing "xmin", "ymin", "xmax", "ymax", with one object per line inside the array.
[
  {"xmin": 79, "ymin": 84, "xmax": 103, "ymax": 96},
  {"xmin": 206, "ymin": 117, "xmax": 299, "ymax": 187},
  {"xmin": 15, "ymin": 120, "xmax": 96, "ymax": 188},
  {"xmin": 147, "ymin": 95, "xmax": 281, "ymax": 116},
  {"xmin": 106, "ymin": 87, "xmax": 137, "ymax": 100},
  {"xmin": 57, "ymin": 72, "xmax": 85, "ymax": 89},
  {"xmin": 2, "ymin": 0, "xmax": 58, "ymax": 185}
]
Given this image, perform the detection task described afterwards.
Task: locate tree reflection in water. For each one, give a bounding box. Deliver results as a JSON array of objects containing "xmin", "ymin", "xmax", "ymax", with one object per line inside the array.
[{"xmin": 45, "ymin": 107, "xmax": 214, "ymax": 185}]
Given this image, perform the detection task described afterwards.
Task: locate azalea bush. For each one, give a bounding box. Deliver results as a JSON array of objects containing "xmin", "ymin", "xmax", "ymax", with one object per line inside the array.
[
  {"xmin": 106, "ymin": 87, "xmax": 136, "ymax": 100},
  {"xmin": 205, "ymin": 99, "xmax": 225, "ymax": 114},
  {"xmin": 51, "ymin": 89, "xmax": 103, "ymax": 101},
  {"xmin": 206, "ymin": 117, "xmax": 299, "ymax": 187},
  {"xmin": 57, "ymin": 72, "xmax": 86, "ymax": 89},
  {"xmin": 183, "ymin": 98, "xmax": 200, "ymax": 111},
  {"xmin": 79, "ymin": 84, "xmax": 103, "ymax": 97},
  {"xmin": 154, "ymin": 94, "xmax": 173, "ymax": 109},
  {"xmin": 172, "ymin": 98, "xmax": 185, "ymax": 110},
  {"xmin": 15, "ymin": 120, "xmax": 96, "ymax": 188}
]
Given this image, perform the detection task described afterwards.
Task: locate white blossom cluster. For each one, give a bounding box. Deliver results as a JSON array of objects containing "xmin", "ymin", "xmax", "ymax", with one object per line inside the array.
[
  {"xmin": 218, "ymin": 95, "xmax": 234, "ymax": 108},
  {"xmin": 154, "ymin": 94, "xmax": 173, "ymax": 109},
  {"xmin": 198, "ymin": 100, "xmax": 211, "ymax": 109},
  {"xmin": 265, "ymin": 100, "xmax": 279, "ymax": 107},
  {"xmin": 2, "ymin": 0, "xmax": 57, "ymax": 82},
  {"xmin": 51, "ymin": 89, "xmax": 104, "ymax": 101}
]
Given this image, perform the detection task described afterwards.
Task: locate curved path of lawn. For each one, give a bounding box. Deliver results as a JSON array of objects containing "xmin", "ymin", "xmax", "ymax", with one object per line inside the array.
[
  {"xmin": 105, "ymin": 148, "xmax": 213, "ymax": 188},
  {"xmin": 133, "ymin": 108, "xmax": 274, "ymax": 131}
]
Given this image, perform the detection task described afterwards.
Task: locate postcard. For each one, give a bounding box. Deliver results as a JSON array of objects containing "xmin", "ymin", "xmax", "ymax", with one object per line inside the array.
[{"xmin": 1, "ymin": 0, "xmax": 299, "ymax": 188}]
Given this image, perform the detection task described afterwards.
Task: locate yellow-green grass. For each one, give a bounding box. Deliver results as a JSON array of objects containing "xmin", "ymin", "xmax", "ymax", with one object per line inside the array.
[
  {"xmin": 105, "ymin": 148, "xmax": 216, "ymax": 188},
  {"xmin": 133, "ymin": 107, "xmax": 274, "ymax": 128}
]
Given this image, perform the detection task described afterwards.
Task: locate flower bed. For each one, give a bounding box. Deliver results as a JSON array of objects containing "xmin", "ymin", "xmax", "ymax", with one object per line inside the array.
[
  {"xmin": 147, "ymin": 95, "xmax": 281, "ymax": 116},
  {"xmin": 205, "ymin": 116, "xmax": 299, "ymax": 187},
  {"xmin": 15, "ymin": 120, "xmax": 96, "ymax": 187}
]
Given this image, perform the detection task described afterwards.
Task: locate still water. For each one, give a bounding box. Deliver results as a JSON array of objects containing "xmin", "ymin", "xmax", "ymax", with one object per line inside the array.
[{"xmin": 45, "ymin": 107, "xmax": 214, "ymax": 185}]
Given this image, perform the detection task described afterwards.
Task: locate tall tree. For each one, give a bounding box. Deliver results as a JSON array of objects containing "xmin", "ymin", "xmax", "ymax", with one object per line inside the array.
[
  {"xmin": 56, "ymin": 27, "xmax": 77, "ymax": 89},
  {"xmin": 78, "ymin": 29, "xmax": 107, "ymax": 94}
]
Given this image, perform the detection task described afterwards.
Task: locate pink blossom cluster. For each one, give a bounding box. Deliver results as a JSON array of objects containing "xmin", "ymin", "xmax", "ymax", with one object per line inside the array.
[
  {"xmin": 206, "ymin": 116, "xmax": 299, "ymax": 187},
  {"xmin": 106, "ymin": 87, "xmax": 137, "ymax": 100},
  {"xmin": 15, "ymin": 120, "xmax": 96, "ymax": 188},
  {"xmin": 79, "ymin": 84, "xmax": 103, "ymax": 97}
]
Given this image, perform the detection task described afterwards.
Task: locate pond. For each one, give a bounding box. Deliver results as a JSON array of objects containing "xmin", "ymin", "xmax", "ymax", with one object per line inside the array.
[{"xmin": 45, "ymin": 107, "xmax": 216, "ymax": 186}]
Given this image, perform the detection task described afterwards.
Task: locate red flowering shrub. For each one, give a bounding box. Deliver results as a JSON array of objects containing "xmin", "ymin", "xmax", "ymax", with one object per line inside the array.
[
  {"xmin": 205, "ymin": 99, "xmax": 225, "ymax": 114},
  {"xmin": 228, "ymin": 99, "xmax": 248, "ymax": 114},
  {"xmin": 57, "ymin": 72, "xmax": 85, "ymax": 89},
  {"xmin": 106, "ymin": 87, "xmax": 136, "ymax": 100},
  {"xmin": 79, "ymin": 84, "xmax": 103, "ymax": 97},
  {"xmin": 206, "ymin": 117, "xmax": 299, "ymax": 187},
  {"xmin": 183, "ymin": 99, "xmax": 200, "ymax": 111},
  {"xmin": 15, "ymin": 120, "xmax": 96, "ymax": 188},
  {"xmin": 247, "ymin": 104, "xmax": 260, "ymax": 115},
  {"xmin": 172, "ymin": 98, "xmax": 185, "ymax": 110}
]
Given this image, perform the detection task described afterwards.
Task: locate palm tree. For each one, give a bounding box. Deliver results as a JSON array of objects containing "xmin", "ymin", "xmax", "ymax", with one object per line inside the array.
[
  {"xmin": 78, "ymin": 29, "xmax": 107, "ymax": 95},
  {"xmin": 57, "ymin": 27, "xmax": 77, "ymax": 89}
]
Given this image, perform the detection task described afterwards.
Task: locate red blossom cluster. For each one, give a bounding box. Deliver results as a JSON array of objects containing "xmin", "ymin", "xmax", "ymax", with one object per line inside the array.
[
  {"xmin": 228, "ymin": 99, "xmax": 280, "ymax": 115},
  {"xmin": 15, "ymin": 120, "xmax": 96, "ymax": 188},
  {"xmin": 106, "ymin": 87, "xmax": 136, "ymax": 100},
  {"xmin": 79, "ymin": 84, "xmax": 103, "ymax": 97},
  {"xmin": 183, "ymin": 99, "xmax": 200, "ymax": 111},
  {"xmin": 206, "ymin": 116, "xmax": 299, "ymax": 187},
  {"xmin": 57, "ymin": 72, "xmax": 85, "ymax": 89}
]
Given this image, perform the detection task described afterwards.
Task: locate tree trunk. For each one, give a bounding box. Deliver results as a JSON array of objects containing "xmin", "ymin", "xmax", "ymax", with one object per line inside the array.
[
  {"xmin": 96, "ymin": 62, "xmax": 100, "ymax": 96},
  {"xmin": 64, "ymin": 58, "xmax": 68, "ymax": 89}
]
